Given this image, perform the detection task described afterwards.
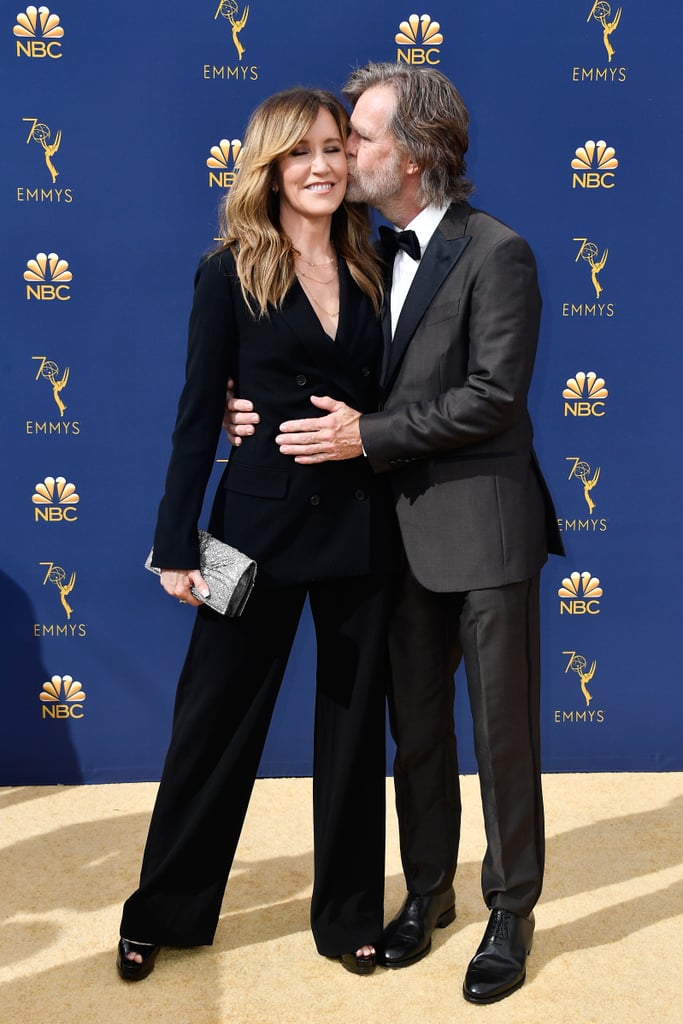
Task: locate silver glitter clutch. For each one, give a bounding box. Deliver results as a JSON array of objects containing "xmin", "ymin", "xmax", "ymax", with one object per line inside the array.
[{"xmin": 145, "ymin": 530, "xmax": 257, "ymax": 617}]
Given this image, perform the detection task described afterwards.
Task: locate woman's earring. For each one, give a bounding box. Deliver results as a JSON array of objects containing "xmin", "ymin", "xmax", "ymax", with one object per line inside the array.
[{"xmin": 271, "ymin": 184, "xmax": 279, "ymax": 193}]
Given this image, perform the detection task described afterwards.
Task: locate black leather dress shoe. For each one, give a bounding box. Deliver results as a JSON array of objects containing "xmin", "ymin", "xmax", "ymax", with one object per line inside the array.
[
  {"xmin": 116, "ymin": 938, "xmax": 161, "ymax": 981},
  {"xmin": 380, "ymin": 887, "xmax": 456, "ymax": 968},
  {"xmin": 339, "ymin": 949, "xmax": 376, "ymax": 975},
  {"xmin": 463, "ymin": 909, "xmax": 535, "ymax": 1004}
]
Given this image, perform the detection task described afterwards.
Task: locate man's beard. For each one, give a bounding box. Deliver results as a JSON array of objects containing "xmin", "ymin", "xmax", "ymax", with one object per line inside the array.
[{"xmin": 345, "ymin": 151, "xmax": 404, "ymax": 209}]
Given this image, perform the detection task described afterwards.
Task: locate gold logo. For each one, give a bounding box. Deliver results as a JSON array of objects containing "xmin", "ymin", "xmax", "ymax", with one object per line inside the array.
[
  {"xmin": 558, "ymin": 571, "xmax": 603, "ymax": 600},
  {"xmin": 14, "ymin": 5, "xmax": 64, "ymax": 58},
  {"xmin": 395, "ymin": 13, "xmax": 443, "ymax": 64},
  {"xmin": 24, "ymin": 252, "xmax": 72, "ymax": 300},
  {"xmin": 558, "ymin": 571, "xmax": 603, "ymax": 614},
  {"xmin": 207, "ymin": 138, "xmax": 243, "ymax": 188},
  {"xmin": 563, "ymin": 371, "xmax": 608, "ymax": 400},
  {"xmin": 564, "ymin": 651, "xmax": 598, "ymax": 707},
  {"xmin": 40, "ymin": 674, "xmax": 86, "ymax": 719},
  {"xmin": 33, "ymin": 356, "xmax": 69, "ymax": 416},
  {"xmin": 587, "ymin": 1, "xmax": 621, "ymax": 63},
  {"xmin": 24, "ymin": 118, "xmax": 61, "ymax": 183},
  {"xmin": 40, "ymin": 561, "xmax": 76, "ymax": 619},
  {"xmin": 562, "ymin": 238, "xmax": 613, "ymax": 316},
  {"xmin": 574, "ymin": 237, "xmax": 608, "ymax": 299},
  {"xmin": 40, "ymin": 674, "xmax": 85, "ymax": 702},
  {"xmin": 571, "ymin": 139, "xmax": 618, "ymax": 189},
  {"xmin": 214, "ymin": 1, "xmax": 249, "ymax": 61},
  {"xmin": 571, "ymin": 139, "xmax": 618, "ymax": 172},
  {"xmin": 563, "ymin": 371, "xmax": 608, "ymax": 417},
  {"xmin": 566, "ymin": 457, "xmax": 600, "ymax": 514},
  {"xmin": 32, "ymin": 475, "xmax": 79, "ymax": 522}
]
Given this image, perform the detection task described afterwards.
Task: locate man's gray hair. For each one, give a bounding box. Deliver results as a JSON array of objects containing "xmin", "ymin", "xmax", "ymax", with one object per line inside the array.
[{"xmin": 343, "ymin": 61, "xmax": 474, "ymax": 206}]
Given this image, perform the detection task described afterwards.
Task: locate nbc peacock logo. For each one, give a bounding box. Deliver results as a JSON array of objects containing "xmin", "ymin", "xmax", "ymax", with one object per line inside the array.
[
  {"xmin": 571, "ymin": 139, "xmax": 618, "ymax": 189},
  {"xmin": 14, "ymin": 5, "xmax": 64, "ymax": 58},
  {"xmin": 40, "ymin": 674, "xmax": 86, "ymax": 719},
  {"xmin": 563, "ymin": 371, "xmax": 608, "ymax": 418},
  {"xmin": 207, "ymin": 138, "xmax": 243, "ymax": 189},
  {"xmin": 32, "ymin": 475, "xmax": 79, "ymax": 522},
  {"xmin": 558, "ymin": 571, "xmax": 603, "ymax": 614},
  {"xmin": 395, "ymin": 13, "xmax": 443, "ymax": 64},
  {"xmin": 24, "ymin": 252, "xmax": 72, "ymax": 300}
]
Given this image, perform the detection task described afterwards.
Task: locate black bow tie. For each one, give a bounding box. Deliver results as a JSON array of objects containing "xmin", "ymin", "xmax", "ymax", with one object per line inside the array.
[{"xmin": 378, "ymin": 225, "xmax": 421, "ymax": 261}]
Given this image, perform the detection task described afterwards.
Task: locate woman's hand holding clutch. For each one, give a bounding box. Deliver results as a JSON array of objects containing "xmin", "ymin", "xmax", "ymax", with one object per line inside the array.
[{"xmin": 160, "ymin": 568, "xmax": 210, "ymax": 606}]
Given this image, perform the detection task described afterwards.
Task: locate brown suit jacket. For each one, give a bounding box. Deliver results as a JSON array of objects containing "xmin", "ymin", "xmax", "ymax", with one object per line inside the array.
[{"xmin": 360, "ymin": 202, "xmax": 564, "ymax": 592}]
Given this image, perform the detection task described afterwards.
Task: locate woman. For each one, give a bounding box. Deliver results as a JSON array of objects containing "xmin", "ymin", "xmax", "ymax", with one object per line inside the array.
[{"xmin": 117, "ymin": 88, "xmax": 397, "ymax": 981}]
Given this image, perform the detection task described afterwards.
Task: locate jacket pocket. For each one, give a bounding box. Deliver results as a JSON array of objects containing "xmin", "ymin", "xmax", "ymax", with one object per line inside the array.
[
  {"xmin": 422, "ymin": 299, "xmax": 460, "ymax": 326},
  {"xmin": 223, "ymin": 462, "xmax": 289, "ymax": 499}
]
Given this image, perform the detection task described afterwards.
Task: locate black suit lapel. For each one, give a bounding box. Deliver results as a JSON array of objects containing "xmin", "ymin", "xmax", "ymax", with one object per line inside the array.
[
  {"xmin": 382, "ymin": 205, "xmax": 472, "ymax": 392},
  {"xmin": 380, "ymin": 262, "xmax": 394, "ymax": 384}
]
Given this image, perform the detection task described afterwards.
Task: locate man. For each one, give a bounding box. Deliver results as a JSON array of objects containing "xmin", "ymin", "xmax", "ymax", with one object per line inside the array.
[{"xmin": 227, "ymin": 62, "xmax": 564, "ymax": 1003}]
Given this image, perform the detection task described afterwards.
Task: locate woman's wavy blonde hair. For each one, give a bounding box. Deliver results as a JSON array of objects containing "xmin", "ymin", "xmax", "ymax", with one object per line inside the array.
[{"xmin": 217, "ymin": 88, "xmax": 383, "ymax": 316}]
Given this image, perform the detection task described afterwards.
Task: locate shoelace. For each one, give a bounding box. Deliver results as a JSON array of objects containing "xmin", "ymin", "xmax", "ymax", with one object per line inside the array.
[{"xmin": 489, "ymin": 910, "xmax": 510, "ymax": 943}]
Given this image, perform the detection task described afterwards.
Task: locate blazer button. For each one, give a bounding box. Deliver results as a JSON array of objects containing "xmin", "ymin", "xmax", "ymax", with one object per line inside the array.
[
  {"xmin": 361, "ymin": 366, "xmax": 371, "ymax": 377},
  {"xmin": 296, "ymin": 374, "xmax": 307, "ymax": 386},
  {"xmin": 309, "ymin": 494, "xmax": 321, "ymax": 506},
  {"xmin": 354, "ymin": 489, "xmax": 367, "ymax": 501}
]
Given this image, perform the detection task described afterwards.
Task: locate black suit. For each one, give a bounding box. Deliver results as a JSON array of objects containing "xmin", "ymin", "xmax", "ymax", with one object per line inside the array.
[
  {"xmin": 361, "ymin": 203, "xmax": 564, "ymax": 916},
  {"xmin": 121, "ymin": 250, "xmax": 397, "ymax": 956}
]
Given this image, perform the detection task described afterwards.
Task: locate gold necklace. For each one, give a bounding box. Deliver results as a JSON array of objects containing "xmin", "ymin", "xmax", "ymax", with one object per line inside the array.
[
  {"xmin": 295, "ymin": 250, "xmax": 336, "ymax": 268},
  {"xmin": 295, "ymin": 265, "xmax": 338, "ymax": 285},
  {"xmin": 297, "ymin": 278, "xmax": 339, "ymax": 318}
]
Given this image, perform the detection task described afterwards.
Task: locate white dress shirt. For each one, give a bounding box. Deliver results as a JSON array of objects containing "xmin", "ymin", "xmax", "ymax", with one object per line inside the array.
[{"xmin": 389, "ymin": 203, "xmax": 451, "ymax": 336}]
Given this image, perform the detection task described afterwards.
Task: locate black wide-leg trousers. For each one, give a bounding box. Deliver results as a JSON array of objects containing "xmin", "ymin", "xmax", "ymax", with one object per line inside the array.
[
  {"xmin": 388, "ymin": 567, "xmax": 544, "ymax": 918},
  {"xmin": 120, "ymin": 574, "xmax": 390, "ymax": 957}
]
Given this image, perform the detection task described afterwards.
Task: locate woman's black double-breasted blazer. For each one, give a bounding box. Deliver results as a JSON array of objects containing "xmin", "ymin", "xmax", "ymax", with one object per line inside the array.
[{"xmin": 152, "ymin": 248, "xmax": 396, "ymax": 585}]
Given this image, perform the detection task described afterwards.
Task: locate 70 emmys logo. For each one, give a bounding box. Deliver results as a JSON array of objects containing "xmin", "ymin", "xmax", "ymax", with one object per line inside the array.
[
  {"xmin": 41, "ymin": 561, "xmax": 76, "ymax": 619},
  {"xmin": 587, "ymin": 1, "xmax": 621, "ymax": 63},
  {"xmin": 566, "ymin": 457, "xmax": 601, "ymax": 514},
  {"xmin": 564, "ymin": 651, "xmax": 598, "ymax": 707},
  {"xmin": 574, "ymin": 237, "xmax": 608, "ymax": 299},
  {"xmin": 24, "ymin": 118, "xmax": 61, "ymax": 182},
  {"xmin": 214, "ymin": 1, "xmax": 249, "ymax": 61},
  {"xmin": 395, "ymin": 13, "xmax": 443, "ymax": 64},
  {"xmin": 33, "ymin": 356, "xmax": 69, "ymax": 416},
  {"xmin": 554, "ymin": 650, "xmax": 605, "ymax": 723},
  {"xmin": 14, "ymin": 5, "xmax": 63, "ymax": 58}
]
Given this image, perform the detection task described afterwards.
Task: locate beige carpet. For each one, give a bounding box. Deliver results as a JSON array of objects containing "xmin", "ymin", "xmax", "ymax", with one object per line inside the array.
[{"xmin": 1, "ymin": 773, "xmax": 681, "ymax": 1024}]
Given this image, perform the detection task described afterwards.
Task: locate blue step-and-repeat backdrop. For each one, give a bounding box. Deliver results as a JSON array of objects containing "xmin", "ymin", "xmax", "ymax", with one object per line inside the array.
[{"xmin": 2, "ymin": 2, "xmax": 682, "ymax": 783}]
